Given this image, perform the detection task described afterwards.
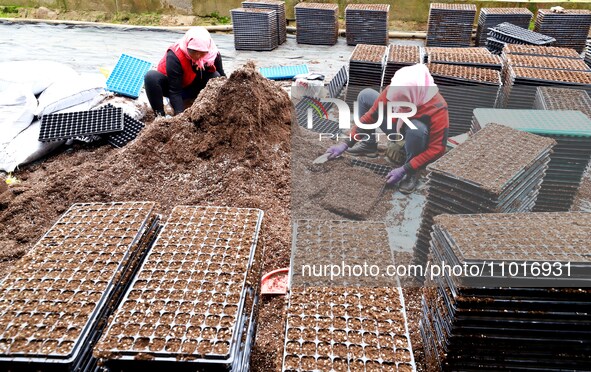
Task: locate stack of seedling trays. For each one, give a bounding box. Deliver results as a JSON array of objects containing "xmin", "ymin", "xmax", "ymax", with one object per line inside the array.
[
  {"xmin": 534, "ymin": 86, "xmax": 591, "ymax": 118},
  {"xmin": 535, "ymin": 9, "xmax": 591, "ymax": 53},
  {"xmin": 421, "ymin": 212, "xmax": 591, "ymax": 371},
  {"xmin": 426, "ymin": 47, "xmax": 503, "ymax": 71},
  {"xmin": 94, "ymin": 206, "xmax": 264, "ymax": 372},
  {"xmin": 427, "ymin": 63, "xmax": 502, "ymax": 136},
  {"xmin": 345, "ymin": 4, "xmax": 390, "ymax": 46},
  {"xmin": 476, "ymin": 8, "xmax": 533, "ymax": 47},
  {"xmin": 413, "ymin": 124, "xmax": 555, "ymax": 268},
  {"xmin": 382, "ymin": 45, "xmax": 421, "ymax": 86},
  {"xmin": 505, "ymin": 54, "xmax": 590, "ymax": 72},
  {"xmin": 231, "ymin": 8, "xmax": 278, "ymax": 51},
  {"xmin": 499, "ymin": 65, "xmax": 591, "ymax": 109},
  {"xmin": 586, "ymin": 40, "xmax": 591, "ymax": 67},
  {"xmin": 88, "ymin": 103, "xmax": 146, "ymax": 148},
  {"xmin": 241, "ymin": 0, "xmax": 286, "ymax": 45},
  {"xmin": 294, "ymin": 3, "xmax": 339, "ymax": 46},
  {"xmin": 471, "ymin": 108, "xmax": 591, "ymax": 212},
  {"xmin": 39, "ymin": 106, "xmax": 124, "ymax": 142},
  {"xmin": 282, "ymin": 287, "xmax": 416, "ymax": 371},
  {"xmin": 486, "ymin": 22, "xmax": 556, "ymax": 55},
  {"xmin": 346, "ymin": 44, "xmax": 388, "ymax": 106},
  {"xmin": 326, "ymin": 65, "xmax": 348, "ymax": 99},
  {"xmin": 426, "ymin": 3, "xmax": 476, "ymax": 47},
  {"xmin": 503, "ymin": 44, "xmax": 582, "ymax": 59},
  {"xmin": 0, "ymin": 201, "xmax": 160, "ymax": 372}
]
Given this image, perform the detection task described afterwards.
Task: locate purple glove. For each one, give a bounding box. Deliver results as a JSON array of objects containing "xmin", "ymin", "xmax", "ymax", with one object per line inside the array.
[
  {"xmin": 325, "ymin": 142, "xmax": 349, "ymax": 159},
  {"xmin": 386, "ymin": 167, "xmax": 406, "ymax": 185}
]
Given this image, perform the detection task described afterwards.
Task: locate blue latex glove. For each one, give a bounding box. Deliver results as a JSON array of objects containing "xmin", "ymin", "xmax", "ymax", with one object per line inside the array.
[
  {"xmin": 325, "ymin": 142, "xmax": 349, "ymax": 159},
  {"xmin": 386, "ymin": 167, "xmax": 406, "ymax": 185}
]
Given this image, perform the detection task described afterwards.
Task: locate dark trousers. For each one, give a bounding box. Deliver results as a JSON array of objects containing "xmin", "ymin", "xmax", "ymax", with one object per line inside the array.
[
  {"xmin": 144, "ymin": 69, "xmax": 220, "ymax": 116},
  {"xmin": 357, "ymin": 88, "xmax": 429, "ymax": 167}
]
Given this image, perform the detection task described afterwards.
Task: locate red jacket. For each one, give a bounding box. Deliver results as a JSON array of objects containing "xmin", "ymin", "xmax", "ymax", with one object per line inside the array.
[
  {"xmin": 356, "ymin": 89, "xmax": 449, "ymax": 171},
  {"xmin": 157, "ymin": 45, "xmax": 196, "ymax": 88}
]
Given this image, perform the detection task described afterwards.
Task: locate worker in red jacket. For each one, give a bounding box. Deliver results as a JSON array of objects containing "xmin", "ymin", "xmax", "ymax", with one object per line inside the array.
[
  {"xmin": 145, "ymin": 27, "xmax": 226, "ymax": 117},
  {"xmin": 326, "ymin": 64, "xmax": 449, "ymax": 194}
]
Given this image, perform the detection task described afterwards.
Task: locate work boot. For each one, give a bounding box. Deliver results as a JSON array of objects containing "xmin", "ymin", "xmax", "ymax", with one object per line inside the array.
[
  {"xmin": 346, "ymin": 142, "xmax": 378, "ymax": 158},
  {"xmin": 399, "ymin": 173, "xmax": 419, "ymax": 194}
]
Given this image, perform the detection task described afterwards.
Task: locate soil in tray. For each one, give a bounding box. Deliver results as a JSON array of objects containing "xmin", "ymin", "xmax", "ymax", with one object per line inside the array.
[
  {"xmin": 319, "ymin": 168, "xmax": 386, "ymax": 220},
  {"xmin": 291, "ymin": 128, "xmax": 394, "ymax": 222}
]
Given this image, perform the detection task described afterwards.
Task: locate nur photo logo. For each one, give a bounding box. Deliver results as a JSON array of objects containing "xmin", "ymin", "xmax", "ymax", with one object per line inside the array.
[{"xmin": 306, "ymin": 98, "xmax": 419, "ymax": 131}]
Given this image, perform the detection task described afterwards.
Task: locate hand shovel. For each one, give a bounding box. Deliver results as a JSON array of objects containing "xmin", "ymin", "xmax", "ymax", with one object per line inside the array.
[{"xmin": 313, "ymin": 153, "xmax": 331, "ymax": 164}]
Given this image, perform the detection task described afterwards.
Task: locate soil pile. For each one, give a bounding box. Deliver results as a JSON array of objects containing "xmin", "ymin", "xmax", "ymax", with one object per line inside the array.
[{"xmin": 0, "ymin": 62, "xmax": 291, "ymax": 371}]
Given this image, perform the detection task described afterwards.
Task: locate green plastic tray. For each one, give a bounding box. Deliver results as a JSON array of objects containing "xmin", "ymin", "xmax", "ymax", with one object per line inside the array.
[{"xmin": 473, "ymin": 109, "xmax": 591, "ymax": 137}]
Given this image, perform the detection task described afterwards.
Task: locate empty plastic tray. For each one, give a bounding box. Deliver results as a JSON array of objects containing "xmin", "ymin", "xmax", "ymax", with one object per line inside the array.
[
  {"xmin": 106, "ymin": 54, "xmax": 153, "ymax": 98},
  {"xmin": 259, "ymin": 64, "xmax": 309, "ymax": 80}
]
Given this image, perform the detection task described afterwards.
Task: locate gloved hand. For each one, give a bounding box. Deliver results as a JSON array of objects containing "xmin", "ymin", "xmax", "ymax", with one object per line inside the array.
[
  {"xmin": 206, "ymin": 64, "xmax": 217, "ymax": 73},
  {"xmin": 386, "ymin": 167, "xmax": 406, "ymax": 185},
  {"xmin": 325, "ymin": 143, "xmax": 349, "ymax": 159}
]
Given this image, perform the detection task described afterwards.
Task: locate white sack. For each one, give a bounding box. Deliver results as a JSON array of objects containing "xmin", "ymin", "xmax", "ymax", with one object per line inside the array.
[{"xmin": 0, "ymin": 61, "xmax": 78, "ymax": 95}]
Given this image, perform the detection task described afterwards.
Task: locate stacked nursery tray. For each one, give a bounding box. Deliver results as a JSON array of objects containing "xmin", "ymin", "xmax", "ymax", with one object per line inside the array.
[
  {"xmin": 382, "ymin": 45, "xmax": 421, "ymax": 86},
  {"xmin": 95, "ymin": 104, "xmax": 145, "ymax": 148},
  {"xmin": 294, "ymin": 3, "xmax": 339, "ymax": 46},
  {"xmin": 472, "ymin": 108, "xmax": 591, "ymax": 212},
  {"xmin": 0, "ymin": 202, "xmax": 159, "ymax": 372},
  {"xmin": 242, "ymin": 0, "xmax": 286, "ymax": 44},
  {"xmin": 231, "ymin": 8, "xmax": 278, "ymax": 51},
  {"xmin": 503, "ymin": 44, "xmax": 581, "ymax": 59},
  {"xmin": 499, "ymin": 65, "xmax": 591, "ymax": 109},
  {"xmin": 346, "ymin": 44, "xmax": 388, "ymax": 106},
  {"xmin": 426, "ymin": 3, "xmax": 476, "ymax": 47},
  {"xmin": 427, "ymin": 63, "xmax": 502, "ymax": 136},
  {"xmin": 413, "ymin": 124, "xmax": 555, "ymax": 267},
  {"xmin": 534, "ymin": 9, "xmax": 591, "ymax": 53},
  {"xmin": 39, "ymin": 106, "xmax": 124, "ymax": 142},
  {"xmin": 534, "ymin": 86, "xmax": 591, "ymax": 118},
  {"xmin": 505, "ymin": 54, "xmax": 590, "ymax": 72},
  {"xmin": 486, "ymin": 22, "xmax": 555, "ymax": 55},
  {"xmin": 476, "ymin": 8, "xmax": 533, "ymax": 46},
  {"xmin": 426, "ymin": 47, "xmax": 503, "ymax": 70},
  {"xmin": 94, "ymin": 206, "xmax": 264, "ymax": 372},
  {"xmin": 421, "ymin": 213, "xmax": 591, "ymax": 370},
  {"xmin": 345, "ymin": 4, "xmax": 390, "ymax": 46},
  {"xmin": 282, "ymin": 287, "xmax": 416, "ymax": 371}
]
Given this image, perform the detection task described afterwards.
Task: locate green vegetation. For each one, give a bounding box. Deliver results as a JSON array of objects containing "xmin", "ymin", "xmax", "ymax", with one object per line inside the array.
[
  {"xmin": 206, "ymin": 11, "xmax": 230, "ymax": 25},
  {"xmin": 0, "ymin": 5, "xmax": 19, "ymax": 17}
]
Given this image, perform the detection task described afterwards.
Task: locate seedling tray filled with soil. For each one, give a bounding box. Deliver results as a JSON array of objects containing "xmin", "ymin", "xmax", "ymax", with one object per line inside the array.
[
  {"xmin": 472, "ymin": 109, "xmax": 591, "ymax": 212},
  {"xmin": 383, "ymin": 45, "xmax": 422, "ymax": 86},
  {"xmin": 94, "ymin": 206, "xmax": 264, "ymax": 372},
  {"xmin": 413, "ymin": 124, "xmax": 555, "ymax": 264},
  {"xmin": 427, "ymin": 63, "xmax": 501, "ymax": 136},
  {"xmin": 282, "ymin": 287, "xmax": 416, "ymax": 372},
  {"xmin": 290, "ymin": 220, "xmax": 395, "ymax": 288},
  {"xmin": 421, "ymin": 212, "xmax": 591, "ymax": 370},
  {"xmin": 0, "ymin": 202, "xmax": 157, "ymax": 372}
]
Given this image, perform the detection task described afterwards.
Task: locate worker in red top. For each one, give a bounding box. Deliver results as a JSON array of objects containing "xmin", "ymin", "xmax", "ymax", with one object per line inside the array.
[
  {"xmin": 144, "ymin": 27, "xmax": 226, "ymax": 117},
  {"xmin": 325, "ymin": 64, "xmax": 449, "ymax": 194}
]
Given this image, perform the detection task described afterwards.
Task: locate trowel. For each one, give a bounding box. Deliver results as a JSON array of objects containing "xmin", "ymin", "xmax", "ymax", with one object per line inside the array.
[{"xmin": 313, "ymin": 153, "xmax": 331, "ymax": 164}]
